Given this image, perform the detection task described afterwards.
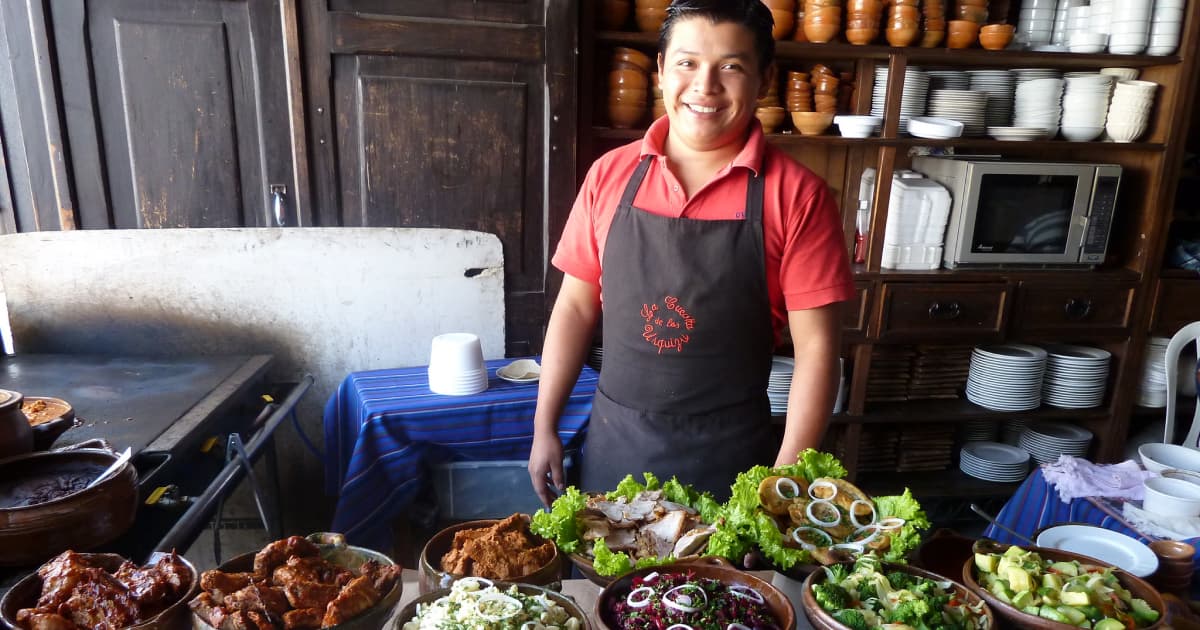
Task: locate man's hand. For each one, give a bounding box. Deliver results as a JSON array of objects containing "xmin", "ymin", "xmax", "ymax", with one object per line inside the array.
[{"xmin": 528, "ymin": 432, "xmax": 565, "ymax": 507}]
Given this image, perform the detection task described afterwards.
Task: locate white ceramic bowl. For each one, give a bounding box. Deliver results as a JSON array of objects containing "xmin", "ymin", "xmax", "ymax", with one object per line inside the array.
[
  {"xmin": 833, "ymin": 115, "xmax": 882, "ymax": 138},
  {"xmin": 907, "ymin": 116, "xmax": 964, "ymax": 139},
  {"xmin": 1162, "ymin": 469, "xmax": 1200, "ymax": 487},
  {"xmin": 1061, "ymin": 126, "xmax": 1105, "ymax": 142},
  {"xmin": 1143, "ymin": 477, "xmax": 1200, "ymax": 517},
  {"xmin": 1138, "ymin": 442, "xmax": 1200, "ymax": 473}
]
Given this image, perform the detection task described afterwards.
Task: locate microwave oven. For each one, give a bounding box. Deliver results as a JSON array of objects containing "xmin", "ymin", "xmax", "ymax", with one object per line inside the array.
[{"xmin": 911, "ymin": 156, "xmax": 1122, "ymax": 269}]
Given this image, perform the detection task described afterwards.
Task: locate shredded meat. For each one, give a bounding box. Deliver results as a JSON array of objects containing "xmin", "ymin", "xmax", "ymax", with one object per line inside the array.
[
  {"xmin": 190, "ymin": 537, "xmax": 396, "ymax": 629},
  {"xmin": 16, "ymin": 551, "xmax": 192, "ymax": 630},
  {"xmin": 440, "ymin": 513, "xmax": 555, "ymax": 580}
]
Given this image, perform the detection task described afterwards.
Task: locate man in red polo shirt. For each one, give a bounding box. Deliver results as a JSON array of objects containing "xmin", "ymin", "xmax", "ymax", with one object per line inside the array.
[{"xmin": 529, "ymin": 0, "xmax": 854, "ymax": 505}]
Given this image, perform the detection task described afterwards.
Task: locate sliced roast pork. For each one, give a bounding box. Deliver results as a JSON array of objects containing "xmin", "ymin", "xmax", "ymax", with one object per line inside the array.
[
  {"xmin": 640, "ymin": 510, "xmax": 688, "ymax": 559},
  {"xmin": 672, "ymin": 526, "xmax": 714, "ymax": 558}
]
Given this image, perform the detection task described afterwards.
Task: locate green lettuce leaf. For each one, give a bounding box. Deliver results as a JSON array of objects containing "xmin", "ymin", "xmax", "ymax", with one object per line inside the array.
[
  {"xmin": 754, "ymin": 510, "xmax": 811, "ymax": 569},
  {"xmin": 606, "ymin": 472, "xmax": 661, "ymax": 501},
  {"xmin": 591, "ymin": 538, "xmax": 633, "ymax": 575},
  {"xmin": 794, "ymin": 448, "xmax": 848, "ymax": 481},
  {"xmin": 529, "ymin": 486, "xmax": 588, "ymax": 553},
  {"xmin": 874, "ymin": 488, "xmax": 931, "ymax": 563}
]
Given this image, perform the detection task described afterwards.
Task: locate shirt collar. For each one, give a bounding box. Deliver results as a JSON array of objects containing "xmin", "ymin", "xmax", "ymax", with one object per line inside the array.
[{"xmin": 640, "ymin": 116, "xmax": 765, "ymax": 177}]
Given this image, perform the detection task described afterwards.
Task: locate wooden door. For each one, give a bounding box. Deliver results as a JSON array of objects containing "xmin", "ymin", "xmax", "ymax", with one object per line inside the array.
[
  {"xmin": 46, "ymin": 0, "xmax": 302, "ymax": 229},
  {"xmin": 303, "ymin": 1, "xmax": 578, "ymax": 354}
]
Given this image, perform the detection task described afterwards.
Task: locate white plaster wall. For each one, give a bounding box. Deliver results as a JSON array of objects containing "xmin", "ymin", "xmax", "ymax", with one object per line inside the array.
[{"xmin": 0, "ymin": 227, "xmax": 506, "ymax": 531}]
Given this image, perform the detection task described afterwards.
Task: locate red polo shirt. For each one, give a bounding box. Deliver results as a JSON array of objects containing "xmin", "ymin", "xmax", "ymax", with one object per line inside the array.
[{"xmin": 553, "ymin": 117, "xmax": 855, "ymax": 338}]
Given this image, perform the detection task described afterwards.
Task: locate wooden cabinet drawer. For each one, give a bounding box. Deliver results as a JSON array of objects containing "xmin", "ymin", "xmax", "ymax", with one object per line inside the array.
[
  {"xmin": 1013, "ymin": 282, "xmax": 1136, "ymax": 337},
  {"xmin": 842, "ymin": 282, "xmax": 872, "ymax": 339},
  {"xmin": 1152, "ymin": 277, "xmax": 1200, "ymax": 336},
  {"xmin": 877, "ymin": 283, "xmax": 1010, "ymax": 342}
]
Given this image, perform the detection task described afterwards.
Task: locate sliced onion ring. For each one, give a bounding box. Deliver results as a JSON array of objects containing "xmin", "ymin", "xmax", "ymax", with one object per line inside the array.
[
  {"xmin": 475, "ymin": 593, "xmax": 523, "ymax": 621},
  {"xmin": 792, "ymin": 526, "xmax": 833, "ymax": 550},
  {"xmin": 876, "ymin": 517, "xmax": 906, "ymax": 531},
  {"xmin": 849, "ymin": 499, "xmax": 877, "ymax": 528},
  {"xmin": 729, "ymin": 585, "xmax": 765, "ymax": 604},
  {"xmin": 627, "ymin": 586, "xmax": 654, "ymax": 608},
  {"xmin": 728, "ymin": 624, "xmax": 752, "ymax": 630},
  {"xmin": 831, "ymin": 542, "xmax": 866, "ymax": 554},
  {"xmin": 808, "ymin": 479, "xmax": 838, "ymax": 501},
  {"xmin": 663, "ymin": 584, "xmax": 707, "ymax": 613},
  {"xmin": 848, "ymin": 524, "xmax": 880, "ymax": 546},
  {"xmin": 521, "ymin": 623, "xmax": 538, "ymax": 630},
  {"xmin": 806, "ymin": 499, "xmax": 841, "ymax": 527},
  {"xmin": 775, "ymin": 477, "xmax": 801, "ymax": 500},
  {"xmin": 666, "ymin": 625, "xmax": 694, "ymax": 630},
  {"xmin": 642, "ymin": 571, "xmax": 660, "ymax": 583}
]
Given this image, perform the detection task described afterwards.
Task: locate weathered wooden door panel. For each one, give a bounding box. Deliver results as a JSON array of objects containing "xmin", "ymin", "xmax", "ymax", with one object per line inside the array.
[
  {"xmin": 49, "ymin": 0, "xmax": 296, "ymax": 228},
  {"xmin": 330, "ymin": 0, "xmax": 542, "ymax": 24}
]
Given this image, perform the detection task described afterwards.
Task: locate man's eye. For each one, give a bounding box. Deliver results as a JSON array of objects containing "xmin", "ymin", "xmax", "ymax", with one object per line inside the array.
[
  {"xmin": 676, "ymin": 59, "xmax": 694, "ymax": 67},
  {"xmin": 722, "ymin": 64, "xmax": 743, "ymax": 71}
]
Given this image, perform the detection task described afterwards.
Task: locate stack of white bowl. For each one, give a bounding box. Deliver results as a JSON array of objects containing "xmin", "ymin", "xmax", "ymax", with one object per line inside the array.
[
  {"xmin": 427, "ymin": 332, "xmax": 489, "ymax": 396},
  {"xmin": 1017, "ymin": 0, "xmax": 1058, "ymax": 48},
  {"xmin": 1059, "ymin": 73, "xmax": 1112, "ymax": 142},
  {"xmin": 1014, "ymin": 77, "xmax": 1064, "ymax": 139},
  {"xmin": 1050, "ymin": 0, "xmax": 1085, "ymax": 45},
  {"xmin": 1065, "ymin": 4, "xmax": 1103, "ymax": 52},
  {"xmin": 1090, "ymin": 0, "xmax": 1113, "ymax": 36},
  {"xmin": 1107, "ymin": 0, "xmax": 1153, "ymax": 54},
  {"xmin": 1147, "ymin": 0, "xmax": 1185, "ymax": 55},
  {"xmin": 1106, "ymin": 80, "xmax": 1157, "ymax": 143},
  {"xmin": 1099, "ymin": 67, "xmax": 1140, "ymax": 82},
  {"xmin": 1137, "ymin": 336, "xmax": 1171, "ymax": 407}
]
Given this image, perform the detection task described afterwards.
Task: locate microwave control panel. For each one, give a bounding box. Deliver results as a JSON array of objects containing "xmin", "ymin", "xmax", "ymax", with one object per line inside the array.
[{"xmin": 1081, "ymin": 174, "xmax": 1121, "ymax": 261}]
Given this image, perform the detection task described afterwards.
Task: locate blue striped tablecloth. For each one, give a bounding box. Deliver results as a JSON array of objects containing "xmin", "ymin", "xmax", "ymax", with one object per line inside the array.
[
  {"xmin": 323, "ymin": 358, "xmax": 599, "ymax": 549},
  {"xmin": 984, "ymin": 467, "xmax": 1200, "ymax": 573}
]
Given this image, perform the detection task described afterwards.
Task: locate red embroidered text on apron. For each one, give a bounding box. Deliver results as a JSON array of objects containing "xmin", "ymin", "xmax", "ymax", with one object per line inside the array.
[{"xmin": 641, "ymin": 295, "xmax": 695, "ymax": 353}]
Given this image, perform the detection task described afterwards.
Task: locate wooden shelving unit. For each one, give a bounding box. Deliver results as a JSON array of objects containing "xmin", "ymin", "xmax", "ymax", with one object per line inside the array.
[{"xmin": 578, "ymin": 1, "xmax": 1200, "ymax": 498}]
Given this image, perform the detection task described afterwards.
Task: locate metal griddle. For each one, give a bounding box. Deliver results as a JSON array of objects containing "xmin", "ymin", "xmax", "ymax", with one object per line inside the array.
[{"xmin": 0, "ymin": 353, "xmax": 272, "ymax": 457}]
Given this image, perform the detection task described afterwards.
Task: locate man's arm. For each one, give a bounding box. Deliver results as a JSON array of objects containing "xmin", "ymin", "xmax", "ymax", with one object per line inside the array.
[
  {"xmin": 775, "ymin": 303, "xmax": 842, "ymax": 466},
  {"xmin": 528, "ymin": 274, "xmax": 602, "ymax": 506}
]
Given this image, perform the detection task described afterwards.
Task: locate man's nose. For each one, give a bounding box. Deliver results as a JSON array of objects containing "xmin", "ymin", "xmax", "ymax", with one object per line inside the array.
[{"xmin": 691, "ymin": 66, "xmax": 721, "ymax": 93}]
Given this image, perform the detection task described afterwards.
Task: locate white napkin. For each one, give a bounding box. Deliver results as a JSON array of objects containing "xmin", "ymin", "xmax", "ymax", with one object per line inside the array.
[
  {"xmin": 1122, "ymin": 502, "xmax": 1200, "ymax": 540},
  {"xmin": 1041, "ymin": 455, "xmax": 1158, "ymax": 503}
]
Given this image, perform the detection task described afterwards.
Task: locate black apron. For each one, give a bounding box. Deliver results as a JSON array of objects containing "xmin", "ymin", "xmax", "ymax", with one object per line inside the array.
[{"xmin": 581, "ymin": 155, "xmax": 778, "ymax": 500}]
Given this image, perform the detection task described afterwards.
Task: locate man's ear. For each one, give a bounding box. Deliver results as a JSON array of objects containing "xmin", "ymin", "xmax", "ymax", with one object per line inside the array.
[
  {"xmin": 758, "ymin": 63, "xmax": 778, "ymax": 99},
  {"xmin": 657, "ymin": 52, "xmax": 665, "ymax": 78}
]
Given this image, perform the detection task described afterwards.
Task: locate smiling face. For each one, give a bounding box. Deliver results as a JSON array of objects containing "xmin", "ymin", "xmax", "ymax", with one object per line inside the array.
[{"xmin": 657, "ymin": 17, "xmax": 772, "ymax": 158}]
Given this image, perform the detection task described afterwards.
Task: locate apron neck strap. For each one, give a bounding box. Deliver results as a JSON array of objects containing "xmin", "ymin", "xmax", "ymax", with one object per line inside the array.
[{"xmin": 618, "ymin": 156, "xmax": 655, "ymax": 209}]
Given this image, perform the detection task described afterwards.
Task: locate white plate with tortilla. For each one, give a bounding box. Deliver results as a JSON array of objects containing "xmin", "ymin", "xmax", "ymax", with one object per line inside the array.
[{"xmin": 496, "ymin": 359, "xmax": 541, "ymax": 383}]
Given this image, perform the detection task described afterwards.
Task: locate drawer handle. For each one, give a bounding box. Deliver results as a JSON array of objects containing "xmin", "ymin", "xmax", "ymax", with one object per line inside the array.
[
  {"xmin": 1064, "ymin": 298, "xmax": 1093, "ymax": 320},
  {"xmin": 928, "ymin": 301, "xmax": 962, "ymax": 320}
]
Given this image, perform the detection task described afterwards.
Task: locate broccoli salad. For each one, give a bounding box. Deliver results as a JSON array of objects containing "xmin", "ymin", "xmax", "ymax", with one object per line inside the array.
[
  {"xmin": 604, "ymin": 570, "xmax": 783, "ymax": 630},
  {"xmin": 810, "ymin": 556, "xmax": 989, "ymax": 630},
  {"xmin": 973, "ymin": 544, "xmax": 1160, "ymax": 629},
  {"xmin": 402, "ymin": 577, "xmax": 583, "ymax": 630}
]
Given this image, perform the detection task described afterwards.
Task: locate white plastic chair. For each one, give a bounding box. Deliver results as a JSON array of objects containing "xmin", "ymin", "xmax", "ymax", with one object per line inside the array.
[{"xmin": 1165, "ymin": 321, "xmax": 1200, "ymax": 448}]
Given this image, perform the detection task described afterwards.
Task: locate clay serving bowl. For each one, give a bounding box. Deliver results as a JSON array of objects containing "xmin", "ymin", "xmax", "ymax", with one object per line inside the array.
[
  {"xmin": 418, "ymin": 516, "xmax": 562, "ymax": 594},
  {"xmin": 195, "ymin": 533, "xmax": 402, "ymax": 630},
  {"xmin": 598, "ymin": 0, "xmax": 631, "ymax": 30},
  {"xmin": 634, "ymin": 6, "xmax": 666, "ymax": 33},
  {"xmin": 792, "ymin": 111, "xmax": 835, "ymax": 135},
  {"xmin": 0, "ymin": 552, "xmax": 198, "ymax": 630},
  {"xmin": 763, "ymin": 0, "xmax": 797, "ymax": 10},
  {"xmin": 609, "ymin": 68, "xmax": 648, "ymax": 90},
  {"xmin": 756, "ymin": 106, "xmax": 788, "ymax": 133},
  {"xmin": 397, "ymin": 581, "xmax": 590, "ymax": 630},
  {"xmin": 22, "ymin": 396, "xmax": 78, "ymax": 451},
  {"xmin": 596, "ymin": 559, "xmax": 795, "ymax": 630},
  {"xmin": 803, "ymin": 561, "xmax": 993, "ymax": 630},
  {"xmin": 0, "ymin": 448, "xmax": 138, "ymax": 567},
  {"xmin": 962, "ymin": 540, "xmax": 1166, "ymax": 630},
  {"xmin": 612, "ymin": 47, "xmax": 653, "ymax": 73}
]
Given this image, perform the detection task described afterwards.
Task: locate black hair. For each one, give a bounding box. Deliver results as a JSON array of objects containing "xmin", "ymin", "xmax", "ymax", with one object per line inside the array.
[{"xmin": 658, "ymin": 0, "xmax": 776, "ymax": 73}]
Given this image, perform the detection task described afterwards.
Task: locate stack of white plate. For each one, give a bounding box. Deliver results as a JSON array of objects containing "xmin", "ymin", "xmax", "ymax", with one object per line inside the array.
[
  {"xmin": 960, "ymin": 420, "xmax": 999, "ymax": 442},
  {"xmin": 926, "ymin": 89, "xmax": 989, "ymax": 137},
  {"xmin": 767, "ymin": 355, "xmax": 794, "ymax": 414},
  {"xmin": 1019, "ymin": 421, "xmax": 1094, "ymax": 464},
  {"xmin": 1012, "ymin": 68, "xmax": 1064, "ymax": 87},
  {"xmin": 1041, "ymin": 343, "xmax": 1112, "ymax": 408},
  {"xmin": 1107, "ymin": 0, "xmax": 1152, "ymax": 54},
  {"xmin": 987, "ymin": 126, "xmax": 1048, "ymax": 141},
  {"xmin": 966, "ymin": 344, "xmax": 1048, "ymax": 411},
  {"xmin": 1059, "ymin": 73, "xmax": 1113, "ymax": 141},
  {"xmin": 1147, "ymin": 0, "xmax": 1184, "ymax": 55},
  {"xmin": 1137, "ymin": 336, "xmax": 1170, "ymax": 407},
  {"xmin": 926, "ymin": 69, "xmax": 969, "ymax": 92},
  {"xmin": 873, "ymin": 66, "xmax": 929, "ymax": 133},
  {"xmin": 1001, "ymin": 418, "xmax": 1033, "ymax": 445},
  {"xmin": 1014, "ymin": 77, "xmax": 1064, "ymax": 139},
  {"xmin": 968, "ymin": 70, "xmax": 1015, "ymax": 128},
  {"xmin": 959, "ymin": 441, "xmax": 1031, "ymax": 482}
]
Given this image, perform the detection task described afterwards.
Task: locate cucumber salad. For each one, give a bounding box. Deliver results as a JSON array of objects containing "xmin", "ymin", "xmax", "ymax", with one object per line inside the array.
[
  {"xmin": 402, "ymin": 578, "xmax": 583, "ymax": 630},
  {"xmin": 973, "ymin": 544, "xmax": 1160, "ymax": 628},
  {"xmin": 603, "ymin": 571, "xmax": 783, "ymax": 630},
  {"xmin": 809, "ymin": 556, "xmax": 990, "ymax": 630}
]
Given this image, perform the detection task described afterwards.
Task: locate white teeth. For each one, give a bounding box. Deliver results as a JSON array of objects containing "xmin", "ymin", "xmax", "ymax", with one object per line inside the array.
[{"xmin": 687, "ymin": 104, "xmax": 717, "ymax": 113}]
